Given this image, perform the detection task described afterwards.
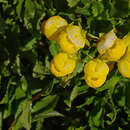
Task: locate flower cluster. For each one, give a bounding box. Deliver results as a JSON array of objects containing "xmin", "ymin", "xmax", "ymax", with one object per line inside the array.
[
  {"xmin": 97, "ymin": 31, "xmax": 130, "ymax": 80},
  {"xmin": 41, "ymin": 16, "xmax": 85, "ymax": 77},
  {"xmin": 41, "ymin": 16, "xmax": 130, "ymax": 88}
]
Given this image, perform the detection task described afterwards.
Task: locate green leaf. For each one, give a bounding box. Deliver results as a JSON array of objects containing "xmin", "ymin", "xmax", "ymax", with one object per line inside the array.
[
  {"xmin": 3, "ymin": 94, "xmax": 15, "ymax": 119},
  {"xmin": 77, "ymin": 85, "xmax": 89, "ymax": 95},
  {"xmin": 15, "ymin": 87, "xmax": 26, "ymax": 100},
  {"xmin": 35, "ymin": 118, "xmax": 44, "ymax": 130},
  {"xmin": 77, "ymin": 96, "xmax": 95, "ymax": 108},
  {"xmin": 32, "ymin": 95, "xmax": 58, "ymax": 113},
  {"xmin": 12, "ymin": 117, "xmax": 22, "ymax": 130},
  {"xmin": 0, "ymin": 60, "xmax": 10, "ymax": 77},
  {"xmin": 20, "ymin": 76, "xmax": 28, "ymax": 92},
  {"xmin": 33, "ymin": 111, "xmax": 64, "ymax": 122},
  {"xmin": 88, "ymin": 100, "xmax": 104, "ymax": 128},
  {"xmin": 64, "ymin": 86, "xmax": 79, "ymax": 108},
  {"xmin": 117, "ymin": 86, "xmax": 126, "ymax": 107},
  {"xmin": 0, "ymin": 77, "xmax": 16, "ymax": 104},
  {"xmin": 20, "ymin": 100, "xmax": 31, "ymax": 130},
  {"xmin": 75, "ymin": 6, "xmax": 90, "ymax": 16},
  {"xmin": 21, "ymin": 38, "xmax": 37, "ymax": 52},
  {"xmin": 42, "ymin": 78, "xmax": 58, "ymax": 96},
  {"xmin": 11, "ymin": 54, "xmax": 21, "ymax": 76},
  {"xmin": 72, "ymin": 61, "xmax": 85, "ymax": 77},
  {"xmin": 64, "ymin": 85, "xmax": 81, "ymax": 108},
  {"xmin": 106, "ymin": 93, "xmax": 117, "ymax": 125},
  {"xmin": 24, "ymin": 0, "xmax": 35, "ymax": 19},
  {"xmin": 24, "ymin": 0, "xmax": 35, "ymax": 29},
  {"xmin": 32, "ymin": 61, "xmax": 46, "ymax": 80},
  {"xmin": 49, "ymin": 41, "xmax": 61, "ymax": 56},
  {"xmin": 14, "ymin": 99, "xmax": 28, "ymax": 118},
  {"xmin": 91, "ymin": 0, "xmax": 104, "ymax": 17},
  {"xmin": 70, "ymin": 86, "xmax": 78, "ymax": 102},
  {"xmin": 16, "ymin": 0, "xmax": 24, "ymax": 21},
  {"xmin": 96, "ymin": 74, "xmax": 121, "ymax": 92},
  {"xmin": 67, "ymin": 0, "xmax": 80, "ymax": 7}
]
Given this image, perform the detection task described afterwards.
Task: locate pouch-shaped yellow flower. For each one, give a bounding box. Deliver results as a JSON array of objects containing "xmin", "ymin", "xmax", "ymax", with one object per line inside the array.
[
  {"xmin": 102, "ymin": 38, "xmax": 126, "ymax": 61},
  {"xmin": 97, "ymin": 30, "xmax": 117, "ymax": 54},
  {"xmin": 118, "ymin": 47, "xmax": 130, "ymax": 78},
  {"xmin": 57, "ymin": 25, "xmax": 86, "ymax": 53},
  {"xmin": 41, "ymin": 16, "xmax": 68, "ymax": 41},
  {"xmin": 50, "ymin": 52, "xmax": 77, "ymax": 77},
  {"xmin": 84, "ymin": 59, "xmax": 109, "ymax": 88}
]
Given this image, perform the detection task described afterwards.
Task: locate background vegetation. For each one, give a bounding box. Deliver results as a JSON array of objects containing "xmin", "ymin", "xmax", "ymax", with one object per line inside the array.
[{"xmin": 0, "ymin": 0, "xmax": 130, "ymax": 129}]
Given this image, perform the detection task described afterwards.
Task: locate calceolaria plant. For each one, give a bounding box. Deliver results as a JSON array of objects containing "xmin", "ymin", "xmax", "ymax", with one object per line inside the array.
[
  {"xmin": 41, "ymin": 16, "xmax": 87, "ymax": 78},
  {"xmin": 1, "ymin": 1, "xmax": 130, "ymax": 129},
  {"xmin": 41, "ymin": 16, "xmax": 130, "ymax": 88}
]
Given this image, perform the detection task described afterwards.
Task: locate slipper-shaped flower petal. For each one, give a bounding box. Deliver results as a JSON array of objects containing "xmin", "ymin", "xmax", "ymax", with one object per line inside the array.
[
  {"xmin": 41, "ymin": 16, "xmax": 68, "ymax": 41},
  {"xmin": 50, "ymin": 52, "xmax": 77, "ymax": 77},
  {"xmin": 84, "ymin": 59, "xmax": 109, "ymax": 88},
  {"xmin": 58, "ymin": 25, "xmax": 86, "ymax": 53}
]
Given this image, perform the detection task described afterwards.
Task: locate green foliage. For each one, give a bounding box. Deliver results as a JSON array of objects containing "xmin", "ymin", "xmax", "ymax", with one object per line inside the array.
[
  {"xmin": 49, "ymin": 41, "xmax": 61, "ymax": 56},
  {"xmin": 0, "ymin": 0, "xmax": 130, "ymax": 129},
  {"xmin": 67, "ymin": 0, "xmax": 80, "ymax": 7}
]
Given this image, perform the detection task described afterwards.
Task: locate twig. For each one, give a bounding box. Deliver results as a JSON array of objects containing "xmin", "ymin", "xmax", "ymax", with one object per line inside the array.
[
  {"xmin": 31, "ymin": 91, "xmax": 43, "ymax": 102},
  {"xmin": 8, "ymin": 113, "xmax": 21, "ymax": 130},
  {"xmin": 8, "ymin": 91, "xmax": 43, "ymax": 130}
]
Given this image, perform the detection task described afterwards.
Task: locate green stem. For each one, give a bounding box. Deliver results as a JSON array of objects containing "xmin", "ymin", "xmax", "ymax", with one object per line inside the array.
[{"xmin": 86, "ymin": 53, "xmax": 93, "ymax": 60}]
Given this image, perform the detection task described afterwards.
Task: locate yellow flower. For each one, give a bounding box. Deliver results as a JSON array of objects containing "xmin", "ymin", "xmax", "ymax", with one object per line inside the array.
[
  {"xmin": 41, "ymin": 16, "xmax": 68, "ymax": 41},
  {"xmin": 84, "ymin": 59, "xmax": 109, "ymax": 88},
  {"xmin": 101, "ymin": 38, "xmax": 126, "ymax": 61},
  {"xmin": 97, "ymin": 30, "xmax": 127, "ymax": 61},
  {"xmin": 122, "ymin": 32, "xmax": 130, "ymax": 46},
  {"xmin": 50, "ymin": 52, "xmax": 77, "ymax": 77},
  {"xmin": 97, "ymin": 30, "xmax": 117, "ymax": 54},
  {"xmin": 118, "ymin": 47, "xmax": 130, "ymax": 78},
  {"xmin": 57, "ymin": 25, "xmax": 86, "ymax": 53}
]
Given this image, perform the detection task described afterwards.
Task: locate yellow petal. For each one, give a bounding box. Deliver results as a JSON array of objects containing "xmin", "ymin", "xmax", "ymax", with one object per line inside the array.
[
  {"xmin": 84, "ymin": 75, "xmax": 107, "ymax": 88},
  {"xmin": 84, "ymin": 59, "xmax": 109, "ymax": 88},
  {"xmin": 50, "ymin": 60, "xmax": 66, "ymax": 77},
  {"xmin": 118, "ymin": 47, "xmax": 130, "ymax": 78},
  {"xmin": 50, "ymin": 52, "xmax": 77, "ymax": 77},
  {"xmin": 57, "ymin": 31, "xmax": 76, "ymax": 53},
  {"xmin": 118, "ymin": 59, "xmax": 130, "ymax": 78},
  {"xmin": 97, "ymin": 30, "xmax": 117, "ymax": 54},
  {"xmin": 41, "ymin": 16, "xmax": 68, "ymax": 41},
  {"xmin": 122, "ymin": 32, "xmax": 130, "ymax": 46},
  {"xmin": 67, "ymin": 25, "xmax": 85, "ymax": 49},
  {"xmin": 102, "ymin": 38, "xmax": 126, "ymax": 61}
]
